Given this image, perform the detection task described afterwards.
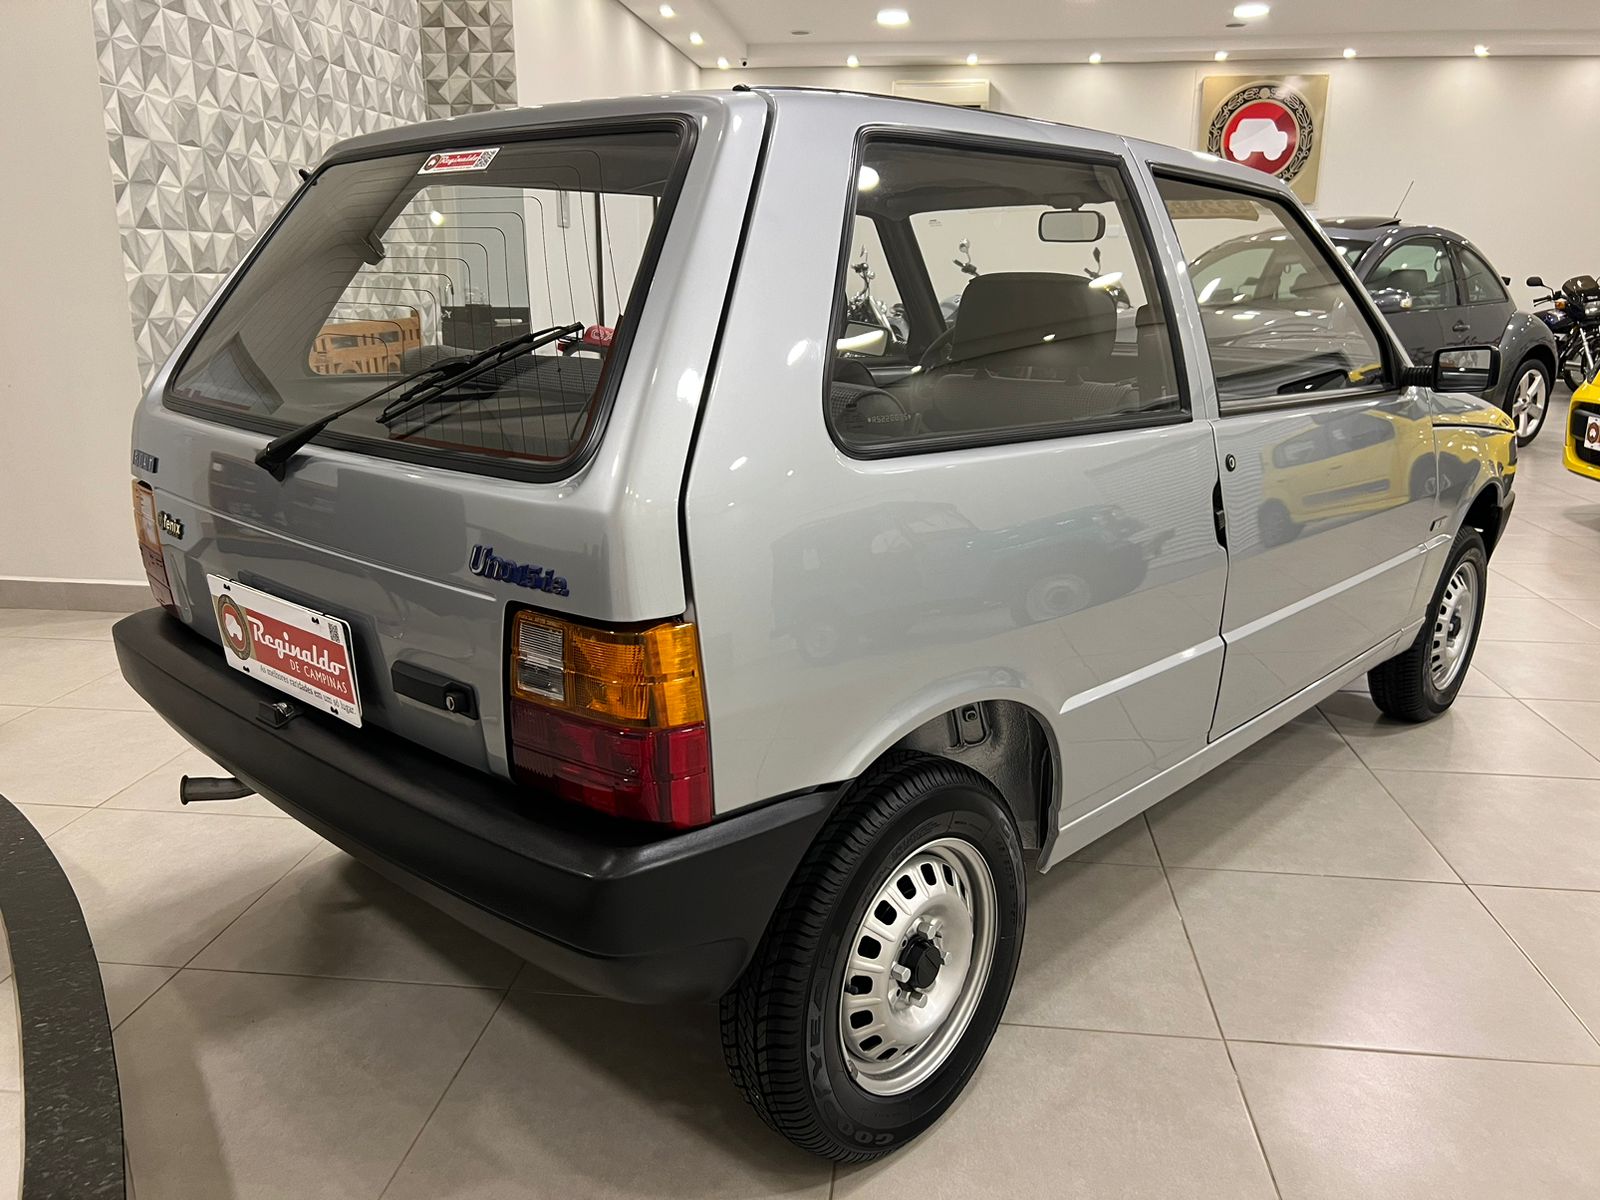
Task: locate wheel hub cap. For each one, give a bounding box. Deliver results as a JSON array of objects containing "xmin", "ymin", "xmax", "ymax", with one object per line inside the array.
[
  {"xmin": 1513, "ymin": 369, "xmax": 1546, "ymax": 438},
  {"xmin": 838, "ymin": 837, "xmax": 998, "ymax": 1096},
  {"xmin": 1429, "ymin": 560, "xmax": 1479, "ymax": 690}
]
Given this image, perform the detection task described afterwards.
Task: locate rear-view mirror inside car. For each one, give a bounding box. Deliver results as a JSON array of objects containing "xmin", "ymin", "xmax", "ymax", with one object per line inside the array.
[{"xmin": 1038, "ymin": 209, "xmax": 1106, "ymax": 243}]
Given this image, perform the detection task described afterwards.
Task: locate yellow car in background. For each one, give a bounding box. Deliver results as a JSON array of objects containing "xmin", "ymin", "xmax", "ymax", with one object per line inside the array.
[{"xmin": 1567, "ymin": 374, "xmax": 1600, "ymax": 482}]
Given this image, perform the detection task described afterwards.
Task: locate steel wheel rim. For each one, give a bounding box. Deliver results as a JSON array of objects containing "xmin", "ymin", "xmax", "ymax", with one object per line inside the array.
[
  {"xmin": 838, "ymin": 837, "xmax": 998, "ymax": 1097},
  {"xmin": 1430, "ymin": 559, "xmax": 1480, "ymax": 690},
  {"xmin": 1513, "ymin": 368, "xmax": 1547, "ymax": 438}
]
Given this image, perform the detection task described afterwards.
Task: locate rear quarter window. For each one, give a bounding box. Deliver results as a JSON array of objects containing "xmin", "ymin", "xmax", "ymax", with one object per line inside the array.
[{"xmin": 167, "ymin": 124, "xmax": 690, "ymax": 478}]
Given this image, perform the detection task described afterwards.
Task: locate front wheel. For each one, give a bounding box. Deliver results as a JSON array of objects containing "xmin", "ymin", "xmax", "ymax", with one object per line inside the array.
[
  {"xmin": 1507, "ymin": 358, "xmax": 1552, "ymax": 445},
  {"xmin": 1367, "ymin": 528, "xmax": 1487, "ymax": 721},
  {"xmin": 720, "ymin": 754, "xmax": 1025, "ymax": 1162}
]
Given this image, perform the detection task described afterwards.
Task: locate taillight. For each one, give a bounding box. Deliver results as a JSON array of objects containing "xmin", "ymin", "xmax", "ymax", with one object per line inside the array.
[
  {"xmin": 132, "ymin": 481, "xmax": 177, "ymax": 613},
  {"xmin": 508, "ymin": 610, "xmax": 712, "ymax": 828}
]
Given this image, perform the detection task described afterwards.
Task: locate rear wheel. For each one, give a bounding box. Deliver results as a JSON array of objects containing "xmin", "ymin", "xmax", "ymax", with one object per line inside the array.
[
  {"xmin": 720, "ymin": 754, "xmax": 1025, "ymax": 1162},
  {"xmin": 1368, "ymin": 529, "xmax": 1487, "ymax": 721},
  {"xmin": 1507, "ymin": 358, "xmax": 1552, "ymax": 445}
]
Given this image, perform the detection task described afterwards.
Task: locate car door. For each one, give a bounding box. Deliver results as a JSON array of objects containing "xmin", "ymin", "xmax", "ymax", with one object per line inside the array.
[
  {"xmin": 1150, "ymin": 172, "xmax": 1440, "ymax": 735},
  {"xmin": 1363, "ymin": 235, "xmax": 1457, "ymax": 362},
  {"xmin": 1451, "ymin": 239, "xmax": 1516, "ymax": 347}
]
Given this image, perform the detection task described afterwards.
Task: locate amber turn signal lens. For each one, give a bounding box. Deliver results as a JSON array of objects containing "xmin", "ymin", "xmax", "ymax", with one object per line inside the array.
[{"xmin": 510, "ymin": 610, "xmax": 706, "ymax": 728}]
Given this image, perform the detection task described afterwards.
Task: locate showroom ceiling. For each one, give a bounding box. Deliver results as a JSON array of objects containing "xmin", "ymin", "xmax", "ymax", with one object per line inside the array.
[{"xmin": 617, "ymin": 0, "xmax": 1600, "ymax": 69}]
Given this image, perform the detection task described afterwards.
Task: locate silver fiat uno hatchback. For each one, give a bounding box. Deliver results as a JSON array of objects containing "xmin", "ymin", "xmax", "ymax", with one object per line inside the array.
[{"xmin": 116, "ymin": 87, "xmax": 1517, "ymax": 1161}]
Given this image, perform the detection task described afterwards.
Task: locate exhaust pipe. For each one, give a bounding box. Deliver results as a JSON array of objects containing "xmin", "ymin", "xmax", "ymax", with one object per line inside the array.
[{"xmin": 179, "ymin": 775, "xmax": 256, "ymax": 804}]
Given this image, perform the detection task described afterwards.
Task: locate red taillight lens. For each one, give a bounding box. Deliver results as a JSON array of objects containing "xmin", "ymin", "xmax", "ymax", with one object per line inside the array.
[
  {"xmin": 506, "ymin": 610, "xmax": 713, "ymax": 829},
  {"xmin": 131, "ymin": 481, "xmax": 177, "ymax": 613},
  {"xmin": 509, "ymin": 704, "xmax": 711, "ymax": 828}
]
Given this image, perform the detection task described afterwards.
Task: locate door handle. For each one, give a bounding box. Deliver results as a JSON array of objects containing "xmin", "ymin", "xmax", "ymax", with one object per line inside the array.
[
  {"xmin": 1212, "ymin": 480, "xmax": 1228, "ymax": 549},
  {"xmin": 1452, "ymin": 321, "xmax": 1471, "ymax": 334}
]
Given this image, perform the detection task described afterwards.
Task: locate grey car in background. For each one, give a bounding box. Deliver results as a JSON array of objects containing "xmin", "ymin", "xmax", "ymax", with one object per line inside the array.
[
  {"xmin": 1326, "ymin": 218, "xmax": 1556, "ymax": 443},
  {"xmin": 1187, "ymin": 217, "xmax": 1556, "ymax": 444}
]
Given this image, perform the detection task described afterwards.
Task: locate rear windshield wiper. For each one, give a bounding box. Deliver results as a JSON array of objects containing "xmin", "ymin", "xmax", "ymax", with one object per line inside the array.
[
  {"xmin": 376, "ymin": 322, "xmax": 583, "ymax": 426},
  {"xmin": 253, "ymin": 322, "xmax": 583, "ymax": 480}
]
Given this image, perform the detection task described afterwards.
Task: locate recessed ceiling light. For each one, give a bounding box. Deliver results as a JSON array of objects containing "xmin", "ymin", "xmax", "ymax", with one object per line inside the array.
[
  {"xmin": 965, "ymin": 51, "xmax": 979, "ymax": 65},
  {"xmin": 1342, "ymin": 47, "xmax": 1357, "ymax": 58},
  {"xmin": 688, "ymin": 30, "xmax": 703, "ymax": 45},
  {"xmin": 876, "ymin": 8, "xmax": 910, "ymax": 27},
  {"xmin": 1474, "ymin": 43, "xmax": 1490, "ymax": 57},
  {"xmin": 1232, "ymin": 2, "xmax": 1269, "ymax": 17},
  {"xmin": 1214, "ymin": 50, "xmax": 1229, "ymax": 61},
  {"xmin": 846, "ymin": 53, "xmax": 860, "ymax": 68},
  {"xmin": 658, "ymin": 3, "xmax": 674, "ymax": 16},
  {"xmin": 1088, "ymin": 51, "xmax": 1103, "ymax": 64},
  {"xmin": 716, "ymin": 56, "xmax": 729, "ymax": 69}
]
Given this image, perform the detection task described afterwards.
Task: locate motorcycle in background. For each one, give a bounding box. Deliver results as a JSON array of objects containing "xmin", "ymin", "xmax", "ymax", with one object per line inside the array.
[{"xmin": 1529, "ymin": 274, "xmax": 1600, "ymax": 390}]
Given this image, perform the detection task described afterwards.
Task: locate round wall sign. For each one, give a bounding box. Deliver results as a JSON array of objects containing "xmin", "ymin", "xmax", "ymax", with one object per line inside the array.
[{"xmin": 1207, "ymin": 83, "xmax": 1316, "ymax": 184}]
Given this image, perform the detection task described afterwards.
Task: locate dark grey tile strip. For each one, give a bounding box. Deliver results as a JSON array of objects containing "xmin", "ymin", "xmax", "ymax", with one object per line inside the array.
[{"xmin": 0, "ymin": 794, "xmax": 124, "ymax": 1199}]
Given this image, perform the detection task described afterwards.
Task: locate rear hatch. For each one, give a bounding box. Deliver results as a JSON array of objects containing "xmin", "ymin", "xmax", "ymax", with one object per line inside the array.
[{"xmin": 128, "ymin": 96, "xmax": 765, "ymax": 783}]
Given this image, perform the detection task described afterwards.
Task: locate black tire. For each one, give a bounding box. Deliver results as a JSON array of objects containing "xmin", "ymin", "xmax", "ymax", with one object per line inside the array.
[
  {"xmin": 720, "ymin": 752, "xmax": 1025, "ymax": 1162},
  {"xmin": 1505, "ymin": 357, "xmax": 1553, "ymax": 446},
  {"xmin": 1564, "ymin": 362, "xmax": 1587, "ymax": 393},
  {"xmin": 1367, "ymin": 528, "xmax": 1488, "ymax": 722}
]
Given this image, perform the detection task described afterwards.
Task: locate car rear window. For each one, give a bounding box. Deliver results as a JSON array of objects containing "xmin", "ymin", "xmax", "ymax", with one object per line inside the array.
[{"xmin": 167, "ymin": 125, "xmax": 688, "ymax": 475}]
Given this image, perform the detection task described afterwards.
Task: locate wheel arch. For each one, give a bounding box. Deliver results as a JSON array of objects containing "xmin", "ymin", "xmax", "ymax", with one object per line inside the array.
[
  {"xmin": 872, "ymin": 696, "xmax": 1059, "ymax": 851},
  {"xmin": 1461, "ymin": 481, "xmax": 1510, "ymax": 557}
]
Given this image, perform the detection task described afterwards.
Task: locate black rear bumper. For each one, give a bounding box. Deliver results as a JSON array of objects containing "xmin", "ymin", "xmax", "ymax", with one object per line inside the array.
[{"xmin": 113, "ymin": 609, "xmax": 835, "ymax": 1003}]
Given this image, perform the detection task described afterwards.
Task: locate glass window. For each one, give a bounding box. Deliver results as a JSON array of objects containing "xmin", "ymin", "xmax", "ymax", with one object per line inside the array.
[
  {"xmin": 828, "ymin": 140, "xmax": 1185, "ymax": 454},
  {"xmin": 839, "ymin": 216, "xmax": 908, "ymax": 358},
  {"xmin": 1329, "ymin": 239, "xmax": 1366, "ymax": 269},
  {"xmin": 1368, "ymin": 238, "xmax": 1457, "ymax": 311},
  {"xmin": 169, "ymin": 128, "xmax": 686, "ymax": 471},
  {"xmin": 1155, "ymin": 176, "xmax": 1390, "ymax": 408},
  {"xmin": 1457, "ymin": 244, "xmax": 1509, "ymax": 304}
]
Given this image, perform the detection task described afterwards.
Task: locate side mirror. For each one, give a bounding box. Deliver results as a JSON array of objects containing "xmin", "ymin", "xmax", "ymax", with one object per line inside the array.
[
  {"xmin": 1401, "ymin": 345, "xmax": 1500, "ymax": 393},
  {"xmin": 1038, "ymin": 209, "xmax": 1106, "ymax": 243},
  {"xmin": 1526, "ymin": 275, "xmax": 1545, "ymax": 288},
  {"xmin": 1372, "ymin": 288, "xmax": 1414, "ymax": 315},
  {"xmin": 836, "ymin": 322, "xmax": 889, "ymax": 356}
]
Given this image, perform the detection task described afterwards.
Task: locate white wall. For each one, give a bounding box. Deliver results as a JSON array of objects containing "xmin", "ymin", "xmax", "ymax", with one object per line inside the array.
[
  {"xmin": 725, "ymin": 56, "xmax": 1600, "ymax": 309},
  {"xmin": 513, "ymin": 0, "xmax": 698, "ymax": 105},
  {"xmin": 1, "ymin": 0, "xmax": 147, "ymax": 586}
]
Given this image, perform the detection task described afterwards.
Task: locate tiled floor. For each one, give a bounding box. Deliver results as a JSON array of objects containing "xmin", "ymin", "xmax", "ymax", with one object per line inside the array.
[{"xmin": 2, "ymin": 426, "xmax": 1599, "ymax": 1198}]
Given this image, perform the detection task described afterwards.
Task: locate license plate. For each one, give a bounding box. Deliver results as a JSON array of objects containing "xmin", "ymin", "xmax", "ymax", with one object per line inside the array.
[
  {"xmin": 1587, "ymin": 415, "xmax": 1600, "ymax": 451},
  {"xmin": 206, "ymin": 576, "xmax": 362, "ymax": 727}
]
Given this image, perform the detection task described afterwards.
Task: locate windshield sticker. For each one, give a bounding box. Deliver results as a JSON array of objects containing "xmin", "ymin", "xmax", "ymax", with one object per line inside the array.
[{"xmin": 419, "ymin": 148, "xmax": 499, "ymax": 175}]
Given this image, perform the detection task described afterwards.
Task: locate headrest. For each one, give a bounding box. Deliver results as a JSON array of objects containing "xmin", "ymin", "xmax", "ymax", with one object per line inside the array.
[
  {"xmin": 949, "ymin": 272, "xmax": 1116, "ymax": 371},
  {"xmin": 1378, "ymin": 268, "xmax": 1428, "ymax": 296}
]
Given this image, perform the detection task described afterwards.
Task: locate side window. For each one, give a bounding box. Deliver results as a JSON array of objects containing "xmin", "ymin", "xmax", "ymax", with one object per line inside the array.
[
  {"xmin": 1155, "ymin": 176, "xmax": 1390, "ymax": 408},
  {"xmin": 839, "ymin": 216, "xmax": 907, "ymax": 359},
  {"xmin": 828, "ymin": 138, "xmax": 1186, "ymax": 455},
  {"xmin": 1367, "ymin": 237, "xmax": 1457, "ymax": 311},
  {"xmin": 1457, "ymin": 244, "xmax": 1509, "ymax": 304}
]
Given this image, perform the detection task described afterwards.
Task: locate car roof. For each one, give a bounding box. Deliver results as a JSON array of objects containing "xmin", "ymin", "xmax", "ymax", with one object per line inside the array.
[
  {"xmin": 317, "ymin": 86, "xmax": 1290, "ymax": 198},
  {"xmin": 1319, "ymin": 217, "xmax": 1467, "ymax": 247}
]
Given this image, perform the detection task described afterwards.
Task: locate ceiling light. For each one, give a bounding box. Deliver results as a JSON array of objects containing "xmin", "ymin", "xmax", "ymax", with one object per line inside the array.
[
  {"xmin": 716, "ymin": 56, "xmax": 729, "ymax": 69},
  {"xmin": 1232, "ymin": 3, "xmax": 1269, "ymax": 17},
  {"xmin": 657, "ymin": 3, "xmax": 674, "ymax": 16},
  {"xmin": 858, "ymin": 165, "xmax": 880, "ymax": 191},
  {"xmin": 1342, "ymin": 47, "xmax": 1357, "ymax": 58},
  {"xmin": 1088, "ymin": 51, "xmax": 1103, "ymax": 64},
  {"xmin": 846, "ymin": 53, "xmax": 860, "ymax": 68},
  {"xmin": 966, "ymin": 52, "xmax": 979, "ymax": 66},
  {"xmin": 1214, "ymin": 50, "xmax": 1229, "ymax": 61},
  {"xmin": 876, "ymin": 8, "xmax": 910, "ymax": 27},
  {"xmin": 688, "ymin": 30, "xmax": 703, "ymax": 45},
  {"xmin": 1474, "ymin": 43, "xmax": 1490, "ymax": 57}
]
